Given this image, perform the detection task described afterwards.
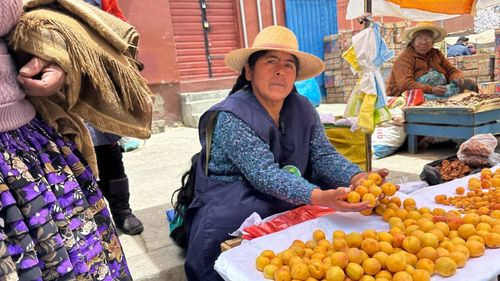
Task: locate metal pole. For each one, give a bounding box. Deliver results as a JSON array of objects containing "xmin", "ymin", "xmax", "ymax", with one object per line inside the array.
[
  {"xmin": 199, "ymin": 0, "xmax": 213, "ymax": 78},
  {"xmin": 239, "ymin": 0, "xmax": 249, "ymax": 47},
  {"xmin": 365, "ymin": 0, "xmax": 372, "ymax": 172},
  {"xmin": 256, "ymin": 0, "xmax": 263, "ymax": 31},
  {"xmin": 271, "ymin": 0, "xmax": 278, "ymax": 26}
]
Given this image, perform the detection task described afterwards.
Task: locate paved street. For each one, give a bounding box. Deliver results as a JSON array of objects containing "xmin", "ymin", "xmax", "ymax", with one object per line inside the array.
[{"xmin": 118, "ymin": 104, "xmax": 456, "ymax": 280}]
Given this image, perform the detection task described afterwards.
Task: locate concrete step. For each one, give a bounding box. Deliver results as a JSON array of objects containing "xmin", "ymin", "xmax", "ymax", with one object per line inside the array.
[
  {"xmin": 180, "ymin": 89, "xmax": 229, "ymax": 103},
  {"xmin": 180, "ymin": 90, "xmax": 230, "ymax": 128},
  {"xmin": 181, "ymin": 98, "xmax": 224, "ymax": 128}
]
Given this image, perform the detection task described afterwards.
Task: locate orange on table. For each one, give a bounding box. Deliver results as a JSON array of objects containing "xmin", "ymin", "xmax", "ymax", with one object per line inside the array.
[
  {"xmin": 455, "ymin": 187, "xmax": 465, "ymax": 195},
  {"xmin": 468, "ymin": 178, "xmax": 481, "ymax": 190}
]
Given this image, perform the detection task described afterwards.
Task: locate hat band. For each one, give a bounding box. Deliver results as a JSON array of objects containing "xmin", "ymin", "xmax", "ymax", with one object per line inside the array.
[{"xmin": 253, "ymin": 43, "xmax": 297, "ymax": 51}]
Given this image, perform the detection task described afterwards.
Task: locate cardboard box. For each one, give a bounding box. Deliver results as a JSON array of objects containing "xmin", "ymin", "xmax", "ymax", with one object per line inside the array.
[
  {"xmin": 220, "ymin": 238, "xmax": 242, "ymax": 252},
  {"xmin": 478, "ymin": 82, "xmax": 498, "ymax": 95}
]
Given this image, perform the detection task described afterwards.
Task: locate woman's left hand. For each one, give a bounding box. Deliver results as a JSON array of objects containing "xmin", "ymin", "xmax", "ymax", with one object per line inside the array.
[
  {"xmin": 452, "ymin": 77, "xmax": 464, "ymax": 87},
  {"xmin": 17, "ymin": 57, "xmax": 65, "ymax": 97}
]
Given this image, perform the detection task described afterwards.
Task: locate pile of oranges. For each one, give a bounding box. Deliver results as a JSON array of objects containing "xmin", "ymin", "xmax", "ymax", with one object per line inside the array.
[
  {"xmin": 346, "ymin": 173, "xmax": 397, "ymax": 216},
  {"xmin": 434, "ymin": 168, "xmax": 500, "ymax": 215},
  {"xmin": 255, "ymin": 169, "xmax": 500, "ymax": 281}
]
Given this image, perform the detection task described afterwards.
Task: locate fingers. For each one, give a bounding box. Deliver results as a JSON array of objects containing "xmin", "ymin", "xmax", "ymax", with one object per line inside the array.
[
  {"xmin": 375, "ymin": 168, "xmax": 389, "ymax": 178},
  {"xmin": 19, "ymin": 57, "xmax": 50, "ymax": 78},
  {"xmin": 18, "ymin": 63, "xmax": 65, "ymax": 97}
]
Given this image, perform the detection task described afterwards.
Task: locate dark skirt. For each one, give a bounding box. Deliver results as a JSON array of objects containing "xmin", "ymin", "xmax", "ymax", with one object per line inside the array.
[{"xmin": 0, "ymin": 117, "xmax": 131, "ymax": 281}]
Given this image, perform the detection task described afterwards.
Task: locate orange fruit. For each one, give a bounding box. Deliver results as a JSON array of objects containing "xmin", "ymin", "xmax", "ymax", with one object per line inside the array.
[
  {"xmin": 313, "ymin": 229, "xmax": 326, "ymax": 242},
  {"xmin": 368, "ymin": 173, "xmax": 383, "ymax": 185},
  {"xmin": 347, "ymin": 191, "xmax": 361, "ymax": 203},
  {"xmin": 455, "ymin": 187, "xmax": 465, "ymax": 195},
  {"xmin": 381, "ymin": 182, "xmax": 397, "ymax": 196},
  {"xmin": 355, "ymin": 185, "xmax": 369, "ymax": 197},
  {"xmin": 435, "ymin": 257, "xmax": 457, "ymax": 277},
  {"xmin": 468, "ymin": 178, "xmax": 481, "ymax": 190}
]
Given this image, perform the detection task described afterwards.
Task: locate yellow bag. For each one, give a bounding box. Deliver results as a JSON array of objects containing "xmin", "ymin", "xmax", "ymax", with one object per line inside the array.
[{"xmin": 324, "ymin": 124, "xmax": 367, "ymax": 171}]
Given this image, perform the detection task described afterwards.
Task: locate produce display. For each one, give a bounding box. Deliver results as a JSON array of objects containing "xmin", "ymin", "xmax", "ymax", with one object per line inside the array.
[
  {"xmin": 254, "ymin": 169, "xmax": 500, "ymax": 281},
  {"xmin": 421, "ymin": 92, "xmax": 500, "ymax": 108},
  {"xmin": 434, "ymin": 168, "xmax": 500, "ymax": 214},
  {"xmin": 438, "ymin": 159, "xmax": 470, "ymax": 181}
]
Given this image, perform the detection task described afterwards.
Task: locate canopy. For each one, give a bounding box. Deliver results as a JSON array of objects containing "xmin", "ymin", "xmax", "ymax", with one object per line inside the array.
[
  {"xmin": 445, "ymin": 29, "xmax": 496, "ymax": 45},
  {"xmin": 346, "ymin": 0, "xmax": 499, "ymax": 21}
]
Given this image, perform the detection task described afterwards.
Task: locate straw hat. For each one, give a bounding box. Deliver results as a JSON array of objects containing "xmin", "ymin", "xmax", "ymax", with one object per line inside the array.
[
  {"xmin": 403, "ymin": 21, "xmax": 447, "ymax": 44},
  {"xmin": 225, "ymin": 26, "xmax": 325, "ymax": 81}
]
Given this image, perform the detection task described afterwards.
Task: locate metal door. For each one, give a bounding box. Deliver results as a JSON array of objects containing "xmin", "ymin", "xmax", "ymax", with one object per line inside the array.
[
  {"xmin": 170, "ymin": 0, "xmax": 240, "ymax": 80},
  {"xmin": 285, "ymin": 0, "xmax": 338, "ymax": 93}
]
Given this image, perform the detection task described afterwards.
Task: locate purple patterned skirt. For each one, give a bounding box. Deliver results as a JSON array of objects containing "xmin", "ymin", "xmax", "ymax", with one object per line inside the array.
[{"xmin": 0, "ymin": 117, "xmax": 131, "ymax": 281}]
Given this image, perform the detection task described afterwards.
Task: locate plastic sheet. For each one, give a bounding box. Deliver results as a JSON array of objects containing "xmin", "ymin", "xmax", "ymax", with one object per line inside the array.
[{"xmin": 241, "ymin": 205, "xmax": 334, "ymax": 240}]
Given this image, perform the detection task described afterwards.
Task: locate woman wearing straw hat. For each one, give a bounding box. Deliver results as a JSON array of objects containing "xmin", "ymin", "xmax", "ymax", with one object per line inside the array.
[
  {"xmin": 386, "ymin": 22, "xmax": 476, "ymax": 100},
  {"xmin": 180, "ymin": 26, "xmax": 392, "ymax": 281}
]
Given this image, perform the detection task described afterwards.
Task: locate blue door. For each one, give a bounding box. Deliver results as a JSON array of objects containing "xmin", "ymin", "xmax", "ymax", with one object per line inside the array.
[{"xmin": 285, "ymin": 0, "xmax": 338, "ymax": 98}]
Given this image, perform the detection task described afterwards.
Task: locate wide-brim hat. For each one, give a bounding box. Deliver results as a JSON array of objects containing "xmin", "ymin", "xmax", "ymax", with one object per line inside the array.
[
  {"xmin": 225, "ymin": 26, "xmax": 325, "ymax": 81},
  {"xmin": 403, "ymin": 21, "xmax": 447, "ymax": 44}
]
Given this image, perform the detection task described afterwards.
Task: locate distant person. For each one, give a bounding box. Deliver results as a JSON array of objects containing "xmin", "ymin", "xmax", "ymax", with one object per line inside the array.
[
  {"xmin": 467, "ymin": 43, "xmax": 477, "ymax": 55},
  {"xmin": 447, "ymin": 36, "xmax": 472, "ymax": 57},
  {"xmin": 387, "ymin": 23, "xmax": 477, "ymax": 101}
]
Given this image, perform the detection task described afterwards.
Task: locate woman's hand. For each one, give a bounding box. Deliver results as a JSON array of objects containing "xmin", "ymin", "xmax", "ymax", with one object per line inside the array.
[
  {"xmin": 452, "ymin": 77, "xmax": 464, "ymax": 87},
  {"xmin": 310, "ymin": 188, "xmax": 371, "ymax": 212},
  {"xmin": 431, "ymin": 86, "xmax": 447, "ymax": 96},
  {"xmin": 17, "ymin": 57, "xmax": 65, "ymax": 97}
]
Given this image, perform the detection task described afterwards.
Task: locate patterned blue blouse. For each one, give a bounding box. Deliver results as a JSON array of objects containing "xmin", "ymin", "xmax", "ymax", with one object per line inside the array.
[{"xmin": 207, "ymin": 93, "xmax": 361, "ymax": 206}]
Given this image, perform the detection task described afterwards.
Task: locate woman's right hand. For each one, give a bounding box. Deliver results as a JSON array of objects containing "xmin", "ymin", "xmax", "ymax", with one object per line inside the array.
[
  {"xmin": 310, "ymin": 188, "xmax": 371, "ymax": 212},
  {"xmin": 431, "ymin": 86, "xmax": 447, "ymax": 96}
]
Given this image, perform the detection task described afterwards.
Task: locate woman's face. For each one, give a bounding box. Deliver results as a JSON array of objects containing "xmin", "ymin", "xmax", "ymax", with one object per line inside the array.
[
  {"xmin": 412, "ymin": 31, "xmax": 434, "ymax": 56},
  {"xmin": 245, "ymin": 51, "xmax": 297, "ymax": 104}
]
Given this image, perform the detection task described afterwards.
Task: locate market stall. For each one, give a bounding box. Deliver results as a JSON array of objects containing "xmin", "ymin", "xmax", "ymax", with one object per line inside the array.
[
  {"xmin": 215, "ymin": 166, "xmax": 500, "ymax": 281},
  {"xmin": 405, "ymin": 92, "xmax": 500, "ymax": 153}
]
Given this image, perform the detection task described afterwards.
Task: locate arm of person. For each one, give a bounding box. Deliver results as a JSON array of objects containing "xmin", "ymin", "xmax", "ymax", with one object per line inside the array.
[
  {"xmin": 392, "ymin": 55, "xmax": 433, "ymax": 94},
  {"xmin": 214, "ymin": 111, "xmax": 316, "ymax": 205},
  {"xmin": 214, "ymin": 111, "xmax": 371, "ymax": 211}
]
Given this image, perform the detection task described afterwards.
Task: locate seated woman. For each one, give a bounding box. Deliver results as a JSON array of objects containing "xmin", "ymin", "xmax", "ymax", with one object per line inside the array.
[
  {"xmin": 386, "ymin": 22, "xmax": 476, "ymax": 101},
  {"xmin": 180, "ymin": 26, "xmax": 393, "ymax": 281}
]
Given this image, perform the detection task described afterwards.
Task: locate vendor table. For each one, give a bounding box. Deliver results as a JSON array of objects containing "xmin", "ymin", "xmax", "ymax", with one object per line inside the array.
[
  {"xmin": 404, "ymin": 107, "xmax": 500, "ymax": 153},
  {"xmin": 215, "ymin": 165, "xmax": 500, "ymax": 281}
]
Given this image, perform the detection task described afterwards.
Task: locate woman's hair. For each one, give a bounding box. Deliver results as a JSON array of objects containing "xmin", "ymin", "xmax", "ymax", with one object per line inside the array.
[
  {"xmin": 229, "ymin": 50, "xmax": 300, "ymax": 95},
  {"xmin": 171, "ymin": 153, "xmax": 200, "ymax": 218}
]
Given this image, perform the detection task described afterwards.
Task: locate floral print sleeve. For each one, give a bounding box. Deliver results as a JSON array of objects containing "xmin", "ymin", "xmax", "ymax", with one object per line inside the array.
[
  {"xmin": 209, "ymin": 111, "xmax": 316, "ymax": 205},
  {"xmin": 308, "ymin": 110, "xmax": 361, "ymax": 188}
]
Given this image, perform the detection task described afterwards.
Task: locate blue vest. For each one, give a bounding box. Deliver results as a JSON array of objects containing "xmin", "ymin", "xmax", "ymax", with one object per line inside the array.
[{"xmin": 184, "ymin": 89, "xmax": 316, "ymax": 281}]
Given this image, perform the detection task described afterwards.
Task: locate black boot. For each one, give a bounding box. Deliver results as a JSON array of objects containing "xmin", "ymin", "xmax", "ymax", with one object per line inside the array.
[{"xmin": 102, "ymin": 177, "xmax": 144, "ymax": 235}]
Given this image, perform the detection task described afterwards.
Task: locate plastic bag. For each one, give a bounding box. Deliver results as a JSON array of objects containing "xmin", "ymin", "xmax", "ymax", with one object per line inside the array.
[
  {"xmin": 295, "ymin": 78, "xmax": 322, "ymax": 107},
  {"xmin": 457, "ymin": 134, "xmax": 499, "ymax": 167},
  {"xmin": 324, "ymin": 125, "xmax": 367, "ymax": 171}
]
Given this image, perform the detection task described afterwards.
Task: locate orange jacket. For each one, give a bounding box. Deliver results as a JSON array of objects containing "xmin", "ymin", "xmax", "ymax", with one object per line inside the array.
[
  {"xmin": 101, "ymin": 0, "xmax": 126, "ymax": 21},
  {"xmin": 386, "ymin": 46, "xmax": 462, "ymax": 96}
]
